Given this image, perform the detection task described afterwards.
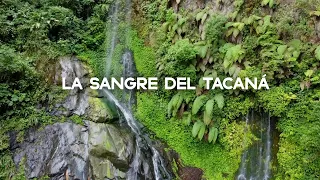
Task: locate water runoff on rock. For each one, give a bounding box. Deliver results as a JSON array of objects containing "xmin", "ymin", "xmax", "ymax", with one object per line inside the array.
[
  {"xmin": 102, "ymin": 1, "xmax": 171, "ymax": 179},
  {"xmin": 236, "ymin": 111, "xmax": 274, "ymax": 180}
]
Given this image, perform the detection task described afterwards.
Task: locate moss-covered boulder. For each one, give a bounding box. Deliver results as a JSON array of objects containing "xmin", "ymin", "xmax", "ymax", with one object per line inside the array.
[
  {"xmin": 86, "ymin": 96, "xmax": 117, "ymax": 123},
  {"xmin": 88, "ymin": 121, "xmax": 135, "ymax": 179}
]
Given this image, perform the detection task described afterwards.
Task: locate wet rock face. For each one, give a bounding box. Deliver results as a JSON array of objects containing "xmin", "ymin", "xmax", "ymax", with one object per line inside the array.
[
  {"xmin": 54, "ymin": 56, "xmax": 117, "ymax": 123},
  {"xmin": 10, "ymin": 122, "xmax": 135, "ymax": 180},
  {"xmin": 57, "ymin": 56, "xmax": 90, "ymax": 116},
  {"xmin": 9, "ymin": 56, "xmax": 130, "ymax": 179},
  {"xmin": 88, "ymin": 121, "xmax": 135, "ymax": 179},
  {"xmin": 11, "ymin": 122, "xmax": 90, "ymax": 180},
  {"xmin": 174, "ymin": 0, "xmax": 234, "ymax": 15}
]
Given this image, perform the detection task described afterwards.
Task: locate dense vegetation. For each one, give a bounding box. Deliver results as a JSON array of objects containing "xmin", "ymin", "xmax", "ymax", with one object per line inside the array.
[
  {"xmin": 0, "ymin": 0, "xmax": 112, "ymax": 178},
  {"xmin": 0, "ymin": 0, "xmax": 320, "ymax": 179},
  {"xmin": 133, "ymin": 0, "xmax": 320, "ymax": 179}
]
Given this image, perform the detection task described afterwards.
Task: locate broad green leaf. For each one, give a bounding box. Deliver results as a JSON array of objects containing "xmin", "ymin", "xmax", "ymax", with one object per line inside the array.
[
  {"xmin": 192, "ymin": 95, "xmax": 207, "ymax": 115},
  {"xmin": 173, "ymin": 95, "xmax": 183, "ymax": 116},
  {"xmin": 208, "ymin": 127, "xmax": 218, "ymax": 143},
  {"xmin": 277, "ymin": 45, "xmax": 287, "ymax": 55},
  {"xmin": 226, "ymin": 28, "xmax": 233, "ymax": 37},
  {"xmin": 201, "ymin": 13, "xmax": 208, "ymax": 24},
  {"xmin": 261, "ymin": 0, "xmax": 269, "ymax": 6},
  {"xmin": 214, "ymin": 93, "xmax": 225, "ymax": 109},
  {"xmin": 225, "ymin": 22, "xmax": 233, "ymax": 28},
  {"xmin": 292, "ymin": 51, "xmax": 300, "ymax": 59},
  {"xmin": 196, "ymin": 11, "xmax": 204, "ymax": 21},
  {"xmin": 288, "ymin": 39, "xmax": 301, "ymax": 49},
  {"xmin": 162, "ymin": 22, "xmax": 170, "ymax": 31},
  {"xmin": 305, "ymin": 70, "xmax": 314, "ymax": 77},
  {"xmin": 233, "ymin": 28, "xmax": 240, "ymax": 38},
  {"xmin": 199, "ymin": 78, "xmax": 206, "ymax": 88},
  {"xmin": 198, "ymin": 45, "xmax": 208, "ymax": 58},
  {"xmin": 269, "ymin": 0, "xmax": 274, "ymax": 7},
  {"xmin": 186, "ymin": 113, "xmax": 192, "ymax": 125},
  {"xmin": 192, "ymin": 121, "xmax": 202, "ymax": 137},
  {"xmin": 310, "ymin": 11, "xmax": 320, "ymax": 16},
  {"xmin": 229, "ymin": 64, "xmax": 237, "ymax": 76},
  {"xmin": 182, "ymin": 112, "xmax": 192, "ymax": 126},
  {"xmin": 178, "ymin": 18, "xmax": 185, "ymax": 26},
  {"xmin": 203, "ymin": 111, "xmax": 211, "ymax": 125},
  {"xmin": 224, "ymin": 59, "xmax": 231, "ymax": 69},
  {"xmin": 168, "ymin": 93, "xmax": 180, "ymax": 116},
  {"xmin": 172, "ymin": 24, "xmax": 178, "ymax": 31},
  {"xmin": 238, "ymin": 23, "xmax": 245, "ymax": 31},
  {"xmin": 198, "ymin": 123, "xmax": 206, "ymax": 140},
  {"xmin": 205, "ymin": 99, "xmax": 214, "ymax": 118},
  {"xmin": 315, "ymin": 46, "xmax": 320, "ymax": 60}
]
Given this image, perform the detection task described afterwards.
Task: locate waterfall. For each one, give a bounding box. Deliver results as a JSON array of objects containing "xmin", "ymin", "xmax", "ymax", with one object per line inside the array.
[
  {"xmin": 236, "ymin": 111, "xmax": 274, "ymax": 180},
  {"xmin": 105, "ymin": 2, "xmax": 119, "ymax": 77},
  {"xmin": 102, "ymin": 1, "xmax": 171, "ymax": 179}
]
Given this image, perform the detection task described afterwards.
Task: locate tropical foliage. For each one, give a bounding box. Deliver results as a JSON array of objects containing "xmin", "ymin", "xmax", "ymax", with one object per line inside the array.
[{"xmin": 1, "ymin": 0, "xmax": 320, "ymax": 179}]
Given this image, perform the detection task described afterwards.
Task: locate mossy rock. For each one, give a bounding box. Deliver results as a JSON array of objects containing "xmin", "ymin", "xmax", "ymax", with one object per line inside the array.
[
  {"xmin": 87, "ymin": 96, "xmax": 118, "ymax": 123},
  {"xmin": 88, "ymin": 122, "xmax": 134, "ymax": 172}
]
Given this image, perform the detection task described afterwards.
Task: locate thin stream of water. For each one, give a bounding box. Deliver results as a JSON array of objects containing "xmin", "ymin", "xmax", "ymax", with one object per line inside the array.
[{"xmin": 236, "ymin": 112, "xmax": 273, "ymax": 180}]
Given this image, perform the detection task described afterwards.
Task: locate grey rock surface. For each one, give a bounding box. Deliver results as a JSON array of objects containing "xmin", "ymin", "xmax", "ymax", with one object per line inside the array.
[
  {"xmin": 54, "ymin": 56, "xmax": 116, "ymax": 123},
  {"xmin": 11, "ymin": 121, "xmax": 135, "ymax": 180}
]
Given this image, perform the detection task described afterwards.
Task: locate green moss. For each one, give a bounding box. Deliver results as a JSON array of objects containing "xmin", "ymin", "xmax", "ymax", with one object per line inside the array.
[
  {"xmin": 257, "ymin": 86, "xmax": 297, "ymax": 117},
  {"xmin": 128, "ymin": 30, "xmax": 157, "ymax": 77},
  {"xmin": 69, "ymin": 115, "xmax": 84, "ymax": 125},
  {"xmin": 87, "ymin": 96, "xmax": 117, "ymax": 123},
  {"xmin": 0, "ymin": 152, "xmax": 26, "ymax": 179},
  {"xmin": 276, "ymin": 98, "xmax": 320, "ymax": 179},
  {"xmin": 77, "ymin": 50, "xmax": 106, "ymax": 79}
]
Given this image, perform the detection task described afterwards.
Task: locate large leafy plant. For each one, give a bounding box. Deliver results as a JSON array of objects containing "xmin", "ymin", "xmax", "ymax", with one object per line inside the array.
[{"xmin": 168, "ymin": 92, "xmax": 225, "ymax": 144}]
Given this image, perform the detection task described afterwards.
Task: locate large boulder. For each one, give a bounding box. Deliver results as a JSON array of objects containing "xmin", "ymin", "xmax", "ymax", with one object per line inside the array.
[{"xmin": 88, "ymin": 121, "xmax": 135, "ymax": 179}]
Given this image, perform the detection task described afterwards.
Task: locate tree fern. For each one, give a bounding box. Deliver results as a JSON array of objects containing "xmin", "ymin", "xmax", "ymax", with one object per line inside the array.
[{"xmin": 192, "ymin": 95, "xmax": 207, "ymax": 115}]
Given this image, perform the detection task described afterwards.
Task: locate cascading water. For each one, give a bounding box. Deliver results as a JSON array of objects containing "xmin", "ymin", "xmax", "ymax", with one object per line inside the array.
[
  {"xmin": 105, "ymin": 2, "xmax": 119, "ymax": 77},
  {"xmin": 102, "ymin": 1, "xmax": 171, "ymax": 179},
  {"xmin": 236, "ymin": 111, "xmax": 274, "ymax": 180}
]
